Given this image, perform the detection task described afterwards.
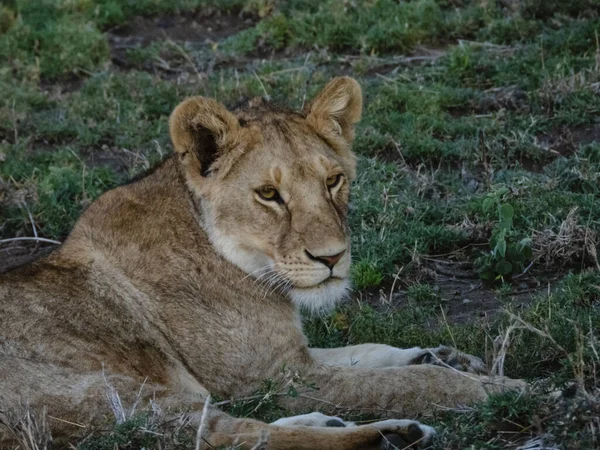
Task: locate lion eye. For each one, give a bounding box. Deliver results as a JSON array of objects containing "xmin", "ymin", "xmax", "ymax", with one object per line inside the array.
[
  {"xmin": 326, "ymin": 174, "xmax": 342, "ymax": 189},
  {"xmin": 256, "ymin": 186, "xmax": 281, "ymax": 202}
]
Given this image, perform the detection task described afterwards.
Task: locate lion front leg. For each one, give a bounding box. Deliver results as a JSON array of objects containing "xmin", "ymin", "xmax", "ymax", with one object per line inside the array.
[
  {"xmin": 286, "ymin": 364, "xmax": 525, "ymax": 418},
  {"xmin": 310, "ymin": 343, "xmax": 487, "ymax": 373},
  {"xmin": 206, "ymin": 409, "xmax": 435, "ymax": 450}
]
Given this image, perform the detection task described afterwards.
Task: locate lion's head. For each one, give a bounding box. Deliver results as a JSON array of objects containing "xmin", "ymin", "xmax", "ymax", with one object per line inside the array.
[{"xmin": 169, "ymin": 77, "xmax": 362, "ymax": 311}]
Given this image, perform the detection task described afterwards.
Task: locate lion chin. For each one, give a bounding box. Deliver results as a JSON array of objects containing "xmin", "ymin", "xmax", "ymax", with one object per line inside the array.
[{"xmin": 289, "ymin": 277, "xmax": 351, "ymax": 313}]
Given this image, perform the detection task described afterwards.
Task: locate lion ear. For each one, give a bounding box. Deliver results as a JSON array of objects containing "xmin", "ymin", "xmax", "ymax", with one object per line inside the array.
[
  {"xmin": 169, "ymin": 96, "xmax": 240, "ymax": 177},
  {"xmin": 304, "ymin": 77, "xmax": 362, "ymax": 144}
]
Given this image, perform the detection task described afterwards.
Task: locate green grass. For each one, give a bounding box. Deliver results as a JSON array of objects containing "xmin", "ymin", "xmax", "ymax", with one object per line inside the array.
[{"xmin": 1, "ymin": 0, "xmax": 600, "ymax": 449}]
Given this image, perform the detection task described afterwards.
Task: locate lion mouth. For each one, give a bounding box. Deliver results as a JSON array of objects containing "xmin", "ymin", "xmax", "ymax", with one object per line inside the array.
[
  {"xmin": 288, "ymin": 277, "xmax": 351, "ymax": 312},
  {"xmin": 294, "ymin": 275, "xmax": 346, "ymax": 290},
  {"xmin": 323, "ymin": 275, "xmax": 344, "ymax": 284}
]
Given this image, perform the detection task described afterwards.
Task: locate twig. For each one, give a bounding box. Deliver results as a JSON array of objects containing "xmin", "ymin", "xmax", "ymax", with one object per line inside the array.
[
  {"xmin": 102, "ymin": 364, "xmax": 126, "ymax": 425},
  {"xmin": 27, "ymin": 210, "xmax": 38, "ymax": 239},
  {"xmin": 47, "ymin": 415, "xmax": 86, "ymax": 429},
  {"xmin": 513, "ymin": 261, "xmax": 534, "ymax": 279},
  {"xmin": 387, "ymin": 265, "xmax": 405, "ymax": 304},
  {"xmin": 253, "ymin": 71, "xmax": 271, "ymax": 100},
  {"xmin": 213, "ymin": 394, "xmax": 265, "ymax": 407},
  {"xmin": 439, "ymin": 306, "xmax": 458, "ymax": 350},
  {"xmin": 491, "ymin": 322, "xmax": 519, "ymax": 377},
  {"xmin": 429, "ymin": 403, "xmax": 476, "ymax": 413},
  {"xmin": 128, "ymin": 377, "xmax": 148, "ymax": 419},
  {"xmin": 139, "ymin": 428, "xmax": 164, "ymax": 436},
  {"xmin": 0, "ymin": 237, "xmax": 62, "ymax": 245},
  {"xmin": 195, "ymin": 395, "xmax": 211, "ymax": 450}
]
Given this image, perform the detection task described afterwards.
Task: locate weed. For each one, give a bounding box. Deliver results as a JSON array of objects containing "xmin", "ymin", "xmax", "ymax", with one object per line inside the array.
[
  {"xmin": 476, "ymin": 187, "xmax": 533, "ymax": 281},
  {"xmin": 351, "ymin": 259, "xmax": 383, "ymax": 290}
]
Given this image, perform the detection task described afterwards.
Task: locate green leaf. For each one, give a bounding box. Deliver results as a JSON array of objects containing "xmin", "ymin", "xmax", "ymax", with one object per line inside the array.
[
  {"xmin": 496, "ymin": 187, "xmax": 509, "ymax": 197},
  {"xmin": 500, "ymin": 203, "xmax": 515, "ymax": 220},
  {"xmin": 495, "ymin": 260, "xmax": 513, "ymax": 275},
  {"xmin": 287, "ymin": 386, "xmax": 299, "ymax": 397},
  {"xmin": 518, "ymin": 237, "xmax": 532, "ymax": 250},
  {"xmin": 495, "ymin": 238, "xmax": 507, "ymax": 257},
  {"xmin": 480, "ymin": 270, "xmax": 494, "ymax": 280},
  {"xmin": 498, "ymin": 218, "xmax": 513, "ymax": 231},
  {"xmin": 483, "ymin": 197, "xmax": 495, "ymax": 213},
  {"xmin": 507, "ymin": 243, "xmax": 521, "ymax": 261}
]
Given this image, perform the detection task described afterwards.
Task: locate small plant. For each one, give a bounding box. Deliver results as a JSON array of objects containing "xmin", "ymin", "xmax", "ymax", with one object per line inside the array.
[
  {"xmin": 477, "ymin": 188, "xmax": 532, "ymax": 282},
  {"xmin": 406, "ymin": 283, "xmax": 439, "ymax": 304},
  {"xmin": 351, "ymin": 259, "xmax": 383, "ymax": 290}
]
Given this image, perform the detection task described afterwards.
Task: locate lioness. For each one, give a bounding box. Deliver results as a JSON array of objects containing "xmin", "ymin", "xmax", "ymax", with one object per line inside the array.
[{"xmin": 0, "ymin": 77, "xmax": 522, "ymax": 449}]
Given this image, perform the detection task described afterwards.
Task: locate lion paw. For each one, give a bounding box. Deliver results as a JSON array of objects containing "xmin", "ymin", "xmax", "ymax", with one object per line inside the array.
[
  {"xmin": 481, "ymin": 375, "xmax": 528, "ymax": 392},
  {"xmin": 369, "ymin": 420, "xmax": 435, "ymax": 449},
  {"xmin": 272, "ymin": 414, "xmax": 435, "ymax": 449},
  {"xmin": 271, "ymin": 412, "xmax": 355, "ymax": 427},
  {"xmin": 413, "ymin": 345, "xmax": 487, "ymax": 374}
]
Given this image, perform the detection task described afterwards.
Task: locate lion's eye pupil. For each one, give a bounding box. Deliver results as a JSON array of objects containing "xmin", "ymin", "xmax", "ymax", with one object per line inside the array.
[
  {"xmin": 257, "ymin": 187, "xmax": 281, "ymax": 202},
  {"xmin": 327, "ymin": 174, "xmax": 341, "ymax": 188}
]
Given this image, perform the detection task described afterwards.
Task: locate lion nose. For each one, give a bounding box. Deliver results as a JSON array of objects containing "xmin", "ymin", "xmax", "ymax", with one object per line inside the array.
[{"xmin": 305, "ymin": 249, "xmax": 346, "ymax": 270}]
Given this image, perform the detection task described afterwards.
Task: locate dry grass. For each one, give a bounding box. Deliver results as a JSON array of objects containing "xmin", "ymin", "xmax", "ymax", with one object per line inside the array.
[
  {"xmin": 532, "ymin": 208, "xmax": 599, "ymax": 270},
  {"xmin": 0, "ymin": 406, "xmax": 52, "ymax": 450}
]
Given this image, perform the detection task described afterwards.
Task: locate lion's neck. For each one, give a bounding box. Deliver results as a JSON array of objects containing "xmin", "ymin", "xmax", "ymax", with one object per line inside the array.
[{"xmin": 58, "ymin": 156, "xmax": 292, "ymax": 308}]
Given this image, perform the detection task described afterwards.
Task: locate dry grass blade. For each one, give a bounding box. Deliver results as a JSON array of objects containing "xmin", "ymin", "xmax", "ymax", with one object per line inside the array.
[
  {"xmin": 532, "ymin": 208, "xmax": 599, "ymax": 270},
  {"xmin": 0, "ymin": 237, "xmax": 62, "ymax": 246},
  {"xmin": 195, "ymin": 395, "xmax": 211, "ymax": 450},
  {"xmin": 0, "ymin": 406, "xmax": 52, "ymax": 450},
  {"xmin": 491, "ymin": 322, "xmax": 520, "ymax": 377},
  {"xmin": 515, "ymin": 436, "xmax": 560, "ymax": 450},
  {"xmin": 102, "ymin": 365, "xmax": 126, "ymax": 424}
]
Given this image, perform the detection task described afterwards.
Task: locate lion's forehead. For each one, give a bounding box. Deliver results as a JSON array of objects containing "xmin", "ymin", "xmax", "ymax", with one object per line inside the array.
[
  {"xmin": 234, "ymin": 121, "xmax": 342, "ymax": 184},
  {"xmin": 241, "ymin": 150, "xmax": 335, "ymax": 190}
]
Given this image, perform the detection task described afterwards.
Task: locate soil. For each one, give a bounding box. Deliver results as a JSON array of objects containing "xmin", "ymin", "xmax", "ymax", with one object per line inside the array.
[
  {"xmin": 40, "ymin": 74, "xmax": 86, "ymax": 96},
  {"xmin": 360, "ymin": 258, "xmax": 553, "ymax": 326},
  {"xmin": 79, "ymin": 145, "xmax": 139, "ymax": 177},
  {"xmin": 108, "ymin": 10, "xmax": 257, "ymax": 73},
  {"xmin": 426, "ymin": 261, "xmax": 550, "ymax": 324},
  {"xmin": 537, "ymin": 120, "xmax": 600, "ymax": 158},
  {"xmin": 110, "ymin": 10, "xmax": 255, "ymax": 46},
  {"xmin": 0, "ymin": 243, "xmax": 55, "ymax": 274}
]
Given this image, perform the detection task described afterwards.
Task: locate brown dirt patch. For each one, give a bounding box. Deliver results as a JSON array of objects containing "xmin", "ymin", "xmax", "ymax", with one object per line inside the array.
[
  {"xmin": 39, "ymin": 74, "xmax": 86, "ymax": 96},
  {"xmin": 110, "ymin": 11, "xmax": 255, "ymax": 46},
  {"xmin": 108, "ymin": 10, "xmax": 257, "ymax": 75},
  {"xmin": 0, "ymin": 243, "xmax": 55, "ymax": 274},
  {"xmin": 537, "ymin": 120, "xmax": 600, "ymax": 158},
  {"xmin": 425, "ymin": 260, "xmax": 549, "ymax": 325},
  {"xmin": 79, "ymin": 145, "xmax": 139, "ymax": 177},
  {"xmin": 361, "ymin": 258, "xmax": 554, "ymax": 326}
]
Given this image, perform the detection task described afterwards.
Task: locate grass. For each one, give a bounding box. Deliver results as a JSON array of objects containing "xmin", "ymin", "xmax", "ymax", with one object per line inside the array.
[{"xmin": 1, "ymin": 0, "xmax": 600, "ymax": 449}]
